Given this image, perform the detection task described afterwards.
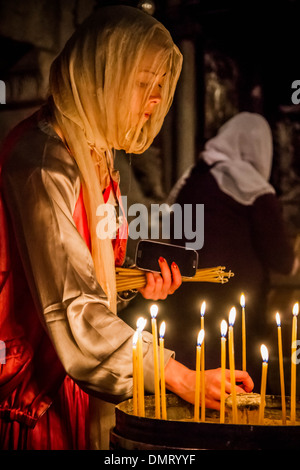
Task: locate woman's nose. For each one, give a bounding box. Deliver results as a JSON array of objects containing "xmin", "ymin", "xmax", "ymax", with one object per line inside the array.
[{"xmin": 149, "ymin": 84, "xmax": 162, "ymax": 104}]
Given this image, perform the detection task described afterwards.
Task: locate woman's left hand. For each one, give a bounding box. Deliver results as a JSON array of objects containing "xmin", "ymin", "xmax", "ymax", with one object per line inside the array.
[{"xmin": 138, "ymin": 257, "xmax": 182, "ymax": 300}]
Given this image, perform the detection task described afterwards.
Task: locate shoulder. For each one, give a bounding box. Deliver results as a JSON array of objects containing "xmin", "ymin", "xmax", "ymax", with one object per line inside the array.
[
  {"xmin": 1, "ymin": 110, "xmax": 81, "ymax": 214},
  {"xmin": 2, "ymin": 111, "xmax": 80, "ymax": 196}
]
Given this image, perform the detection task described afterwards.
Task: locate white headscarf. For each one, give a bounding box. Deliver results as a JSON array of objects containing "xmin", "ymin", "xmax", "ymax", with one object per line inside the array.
[
  {"xmin": 201, "ymin": 112, "xmax": 275, "ymax": 205},
  {"xmin": 48, "ymin": 6, "xmax": 182, "ymax": 313}
]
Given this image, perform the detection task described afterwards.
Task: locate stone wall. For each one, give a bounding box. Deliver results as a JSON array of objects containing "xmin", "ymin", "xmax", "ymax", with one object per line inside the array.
[{"xmin": 0, "ymin": 0, "xmax": 95, "ymax": 142}]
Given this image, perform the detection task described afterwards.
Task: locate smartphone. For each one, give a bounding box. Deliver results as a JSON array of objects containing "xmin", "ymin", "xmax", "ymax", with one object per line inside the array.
[{"xmin": 135, "ymin": 240, "xmax": 198, "ymax": 278}]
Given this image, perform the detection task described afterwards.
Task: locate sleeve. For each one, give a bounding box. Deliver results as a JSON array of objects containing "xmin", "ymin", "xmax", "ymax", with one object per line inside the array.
[
  {"xmin": 2, "ymin": 138, "xmax": 173, "ymax": 403},
  {"xmin": 250, "ymin": 193, "xmax": 296, "ymax": 275}
]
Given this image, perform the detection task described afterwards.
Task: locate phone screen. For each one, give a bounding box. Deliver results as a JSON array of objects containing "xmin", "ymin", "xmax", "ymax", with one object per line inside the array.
[{"xmin": 135, "ymin": 240, "xmax": 198, "ymax": 278}]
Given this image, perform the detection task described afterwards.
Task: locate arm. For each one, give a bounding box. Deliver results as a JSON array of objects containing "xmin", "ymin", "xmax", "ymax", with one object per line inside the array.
[{"xmin": 2, "ymin": 138, "xmax": 173, "ymax": 403}]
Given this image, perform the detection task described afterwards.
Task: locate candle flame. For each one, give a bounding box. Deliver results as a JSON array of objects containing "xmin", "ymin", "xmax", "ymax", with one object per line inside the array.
[
  {"xmin": 261, "ymin": 344, "xmax": 269, "ymax": 363},
  {"xmin": 240, "ymin": 293, "xmax": 245, "ymax": 308},
  {"xmin": 197, "ymin": 329, "xmax": 205, "ymax": 346},
  {"xmin": 136, "ymin": 317, "xmax": 147, "ymax": 332},
  {"xmin": 276, "ymin": 312, "xmax": 281, "ymax": 327},
  {"xmin": 221, "ymin": 320, "xmax": 228, "ymax": 337},
  {"xmin": 200, "ymin": 301, "xmax": 206, "ymax": 317},
  {"xmin": 229, "ymin": 307, "xmax": 236, "ymax": 327},
  {"xmin": 150, "ymin": 304, "xmax": 158, "ymax": 318},
  {"xmin": 159, "ymin": 321, "xmax": 166, "ymax": 338},
  {"xmin": 132, "ymin": 330, "xmax": 138, "ymax": 346},
  {"xmin": 293, "ymin": 302, "xmax": 299, "ymax": 317}
]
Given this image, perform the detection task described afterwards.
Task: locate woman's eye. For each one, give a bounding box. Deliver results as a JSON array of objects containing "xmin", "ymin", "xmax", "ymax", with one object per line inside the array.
[{"xmin": 138, "ymin": 82, "xmax": 148, "ymax": 88}]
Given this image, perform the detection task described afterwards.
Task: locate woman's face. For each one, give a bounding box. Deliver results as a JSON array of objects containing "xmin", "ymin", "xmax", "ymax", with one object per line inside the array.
[{"xmin": 129, "ymin": 49, "xmax": 167, "ymax": 128}]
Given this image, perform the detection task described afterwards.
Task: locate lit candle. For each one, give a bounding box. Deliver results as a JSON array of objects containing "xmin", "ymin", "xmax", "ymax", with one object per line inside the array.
[
  {"xmin": 194, "ymin": 329, "xmax": 205, "ymax": 422},
  {"xmin": 259, "ymin": 344, "xmax": 269, "ymax": 425},
  {"xmin": 240, "ymin": 293, "xmax": 246, "ymax": 371},
  {"xmin": 276, "ymin": 312, "xmax": 286, "ymax": 425},
  {"xmin": 291, "ymin": 302, "xmax": 299, "ymax": 424},
  {"xmin": 136, "ymin": 317, "xmax": 147, "ymax": 417},
  {"xmin": 228, "ymin": 307, "xmax": 237, "ymax": 424},
  {"xmin": 200, "ymin": 301, "xmax": 206, "ymax": 328},
  {"xmin": 132, "ymin": 331, "xmax": 138, "ymax": 415},
  {"xmin": 220, "ymin": 320, "xmax": 228, "ymax": 423},
  {"xmin": 200, "ymin": 301, "xmax": 206, "ymax": 422},
  {"xmin": 159, "ymin": 321, "xmax": 167, "ymax": 420},
  {"xmin": 150, "ymin": 304, "xmax": 160, "ymax": 419}
]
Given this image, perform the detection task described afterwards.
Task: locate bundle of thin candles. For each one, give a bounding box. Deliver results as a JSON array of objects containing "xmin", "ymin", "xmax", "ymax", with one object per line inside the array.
[{"xmin": 116, "ymin": 266, "xmax": 234, "ymax": 292}]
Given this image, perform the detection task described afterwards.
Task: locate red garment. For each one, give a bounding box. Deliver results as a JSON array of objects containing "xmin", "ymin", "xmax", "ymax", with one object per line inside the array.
[
  {"xmin": 0, "ymin": 376, "xmax": 89, "ymax": 450},
  {"xmin": 0, "ymin": 114, "xmax": 127, "ymax": 449}
]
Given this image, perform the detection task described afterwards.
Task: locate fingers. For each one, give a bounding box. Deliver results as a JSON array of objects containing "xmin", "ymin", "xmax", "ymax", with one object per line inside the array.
[
  {"xmin": 138, "ymin": 272, "xmax": 162, "ymax": 300},
  {"xmin": 205, "ymin": 398, "xmax": 221, "ymax": 410},
  {"xmin": 138, "ymin": 257, "xmax": 182, "ymax": 300},
  {"xmin": 170, "ymin": 261, "xmax": 182, "ymax": 293},
  {"xmin": 160, "ymin": 257, "xmax": 182, "ymax": 295},
  {"xmin": 234, "ymin": 370, "xmax": 254, "ymax": 393},
  {"xmin": 167, "ymin": 366, "xmax": 255, "ymax": 413},
  {"xmin": 223, "ymin": 369, "xmax": 254, "ymax": 394},
  {"xmin": 202, "ymin": 369, "xmax": 254, "ymax": 411},
  {"xmin": 157, "ymin": 257, "xmax": 172, "ymax": 298}
]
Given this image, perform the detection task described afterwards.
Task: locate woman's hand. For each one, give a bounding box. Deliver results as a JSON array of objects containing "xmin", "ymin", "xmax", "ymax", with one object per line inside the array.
[
  {"xmin": 201, "ymin": 368, "xmax": 254, "ymax": 409},
  {"xmin": 164, "ymin": 358, "xmax": 254, "ymax": 410},
  {"xmin": 138, "ymin": 257, "xmax": 182, "ymax": 300}
]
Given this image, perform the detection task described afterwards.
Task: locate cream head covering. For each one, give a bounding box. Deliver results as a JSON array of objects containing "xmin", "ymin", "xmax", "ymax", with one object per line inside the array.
[
  {"xmin": 201, "ymin": 112, "xmax": 275, "ymax": 205},
  {"xmin": 48, "ymin": 6, "xmax": 182, "ymax": 313}
]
